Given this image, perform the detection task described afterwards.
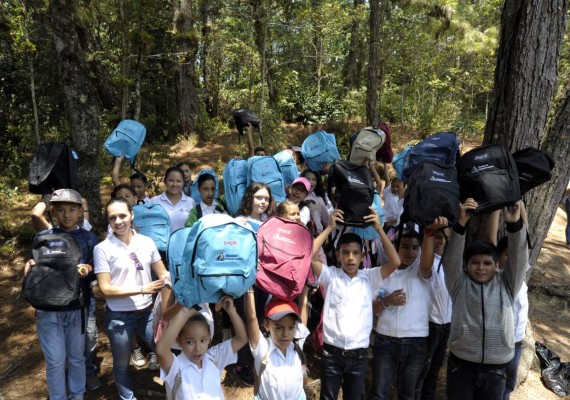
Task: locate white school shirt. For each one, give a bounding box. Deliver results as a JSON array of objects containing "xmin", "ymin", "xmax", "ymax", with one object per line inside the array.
[
  {"xmin": 94, "ymin": 231, "xmax": 161, "ymax": 311},
  {"xmin": 373, "ymin": 258, "xmax": 432, "ymax": 337},
  {"xmin": 150, "ymin": 192, "xmax": 195, "ymax": 232},
  {"xmin": 317, "ymin": 265, "xmax": 379, "ymax": 349},
  {"xmin": 161, "ymin": 339, "xmax": 236, "ymax": 400},
  {"xmin": 382, "ymin": 187, "xmax": 403, "ymax": 225},
  {"xmin": 513, "ymin": 264, "xmax": 530, "ymax": 342},
  {"xmin": 252, "ymin": 323, "xmax": 310, "ymax": 400},
  {"xmin": 428, "ymin": 254, "xmax": 452, "ymax": 325},
  {"xmin": 198, "ymin": 199, "xmax": 226, "ymax": 216}
]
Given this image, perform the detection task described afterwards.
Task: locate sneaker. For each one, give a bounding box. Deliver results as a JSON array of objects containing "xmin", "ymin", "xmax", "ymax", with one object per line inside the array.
[
  {"xmin": 148, "ymin": 352, "xmax": 159, "ymax": 371},
  {"xmin": 86, "ymin": 373, "xmax": 102, "ymax": 391},
  {"xmin": 233, "ymin": 364, "xmax": 254, "ymax": 386},
  {"xmin": 131, "ymin": 347, "xmax": 146, "ymax": 368}
]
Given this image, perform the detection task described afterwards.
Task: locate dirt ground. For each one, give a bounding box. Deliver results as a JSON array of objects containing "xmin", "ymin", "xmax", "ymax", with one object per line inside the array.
[{"xmin": 0, "ymin": 125, "xmax": 569, "ymax": 400}]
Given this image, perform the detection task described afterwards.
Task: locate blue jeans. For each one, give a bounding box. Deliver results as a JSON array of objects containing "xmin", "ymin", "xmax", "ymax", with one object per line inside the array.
[
  {"xmin": 503, "ymin": 341, "xmax": 523, "ymax": 400},
  {"xmin": 369, "ymin": 333, "xmax": 427, "ymax": 400},
  {"xmin": 416, "ymin": 322, "xmax": 450, "ymax": 400},
  {"xmin": 447, "ymin": 353, "xmax": 506, "ymax": 400},
  {"xmin": 85, "ymin": 295, "xmax": 98, "ymax": 375},
  {"xmin": 320, "ymin": 344, "xmax": 368, "ymax": 400},
  {"xmin": 105, "ymin": 307, "xmax": 155, "ymax": 400},
  {"xmin": 36, "ymin": 309, "xmax": 86, "ymax": 400}
]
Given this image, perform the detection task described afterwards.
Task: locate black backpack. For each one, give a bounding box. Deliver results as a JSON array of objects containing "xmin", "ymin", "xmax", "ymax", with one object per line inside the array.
[
  {"xmin": 23, "ymin": 232, "xmax": 83, "ymax": 311},
  {"xmin": 512, "ymin": 147, "xmax": 555, "ymax": 195},
  {"xmin": 327, "ymin": 160, "xmax": 374, "ymax": 227},
  {"xmin": 457, "ymin": 144, "xmax": 521, "ymax": 214},
  {"xmin": 402, "ymin": 162, "xmax": 460, "ymax": 227},
  {"xmin": 28, "ymin": 142, "xmax": 79, "ymax": 195}
]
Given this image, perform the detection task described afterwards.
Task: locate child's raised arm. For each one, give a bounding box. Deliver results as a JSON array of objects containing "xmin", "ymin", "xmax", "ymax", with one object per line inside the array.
[
  {"xmin": 111, "ymin": 154, "xmax": 125, "ymax": 187},
  {"xmin": 298, "ymin": 284, "xmax": 310, "ymax": 326},
  {"xmin": 244, "ymin": 288, "xmax": 261, "ymax": 350},
  {"xmin": 156, "ymin": 306, "xmax": 198, "ymax": 375},
  {"xmin": 364, "ymin": 206, "xmax": 400, "ymax": 278},
  {"xmin": 419, "ymin": 217, "xmax": 449, "ymax": 278},
  {"xmin": 486, "ymin": 209, "xmax": 501, "ymax": 246},
  {"xmin": 221, "ymin": 296, "xmax": 248, "ymax": 353},
  {"xmin": 31, "ymin": 198, "xmax": 51, "ymax": 232},
  {"xmin": 311, "ymin": 209, "xmax": 343, "ymax": 277}
]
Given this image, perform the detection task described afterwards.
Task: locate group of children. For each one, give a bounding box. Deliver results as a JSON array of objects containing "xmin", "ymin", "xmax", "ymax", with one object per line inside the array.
[{"xmin": 25, "ymin": 140, "xmax": 531, "ymax": 400}]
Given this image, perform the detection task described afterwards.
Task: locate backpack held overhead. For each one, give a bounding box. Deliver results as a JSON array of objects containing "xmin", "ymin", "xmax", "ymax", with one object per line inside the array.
[
  {"xmin": 402, "ymin": 162, "xmax": 460, "ymax": 227},
  {"xmin": 392, "ymin": 145, "xmax": 412, "ymax": 181},
  {"xmin": 29, "ymin": 142, "xmax": 79, "ymax": 195},
  {"xmin": 512, "ymin": 147, "xmax": 555, "ymax": 195},
  {"xmin": 402, "ymin": 132, "xmax": 460, "ymax": 183},
  {"xmin": 301, "ymin": 130, "xmax": 341, "ymax": 172},
  {"xmin": 256, "ymin": 217, "xmax": 313, "ymax": 300},
  {"xmin": 133, "ymin": 203, "xmax": 171, "ymax": 251},
  {"xmin": 328, "ymin": 160, "xmax": 374, "ymax": 227},
  {"xmin": 457, "ymin": 144, "xmax": 521, "ymax": 214},
  {"xmin": 103, "ymin": 119, "xmax": 146, "ymax": 166},
  {"xmin": 375, "ymin": 123, "xmax": 394, "ymax": 163},
  {"xmin": 247, "ymin": 156, "xmax": 286, "ymax": 203},
  {"xmin": 233, "ymin": 108, "xmax": 262, "ymax": 144},
  {"xmin": 169, "ymin": 214, "xmax": 257, "ymax": 306},
  {"xmin": 273, "ymin": 150, "xmax": 300, "ymax": 187},
  {"xmin": 349, "ymin": 126, "xmax": 386, "ymax": 164},
  {"xmin": 223, "ymin": 159, "xmax": 249, "ymax": 217},
  {"xmin": 23, "ymin": 232, "xmax": 83, "ymax": 310}
]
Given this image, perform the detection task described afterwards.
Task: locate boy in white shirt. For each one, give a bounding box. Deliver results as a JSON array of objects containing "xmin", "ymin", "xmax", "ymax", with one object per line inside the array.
[
  {"xmin": 368, "ymin": 217, "xmax": 448, "ymax": 400},
  {"xmin": 312, "ymin": 208, "xmax": 400, "ymax": 400}
]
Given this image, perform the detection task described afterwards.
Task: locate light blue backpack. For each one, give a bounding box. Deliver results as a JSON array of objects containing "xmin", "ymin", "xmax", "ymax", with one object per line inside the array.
[
  {"xmin": 301, "ymin": 130, "xmax": 341, "ymax": 172},
  {"xmin": 273, "ymin": 150, "xmax": 300, "ymax": 187},
  {"xmin": 392, "ymin": 145, "xmax": 412, "ymax": 181},
  {"xmin": 351, "ymin": 191, "xmax": 384, "ymax": 240},
  {"xmin": 103, "ymin": 120, "xmax": 146, "ymax": 166},
  {"xmin": 247, "ymin": 156, "xmax": 286, "ymax": 203},
  {"xmin": 190, "ymin": 169, "xmax": 219, "ymax": 204},
  {"xmin": 133, "ymin": 203, "xmax": 170, "ymax": 251},
  {"xmin": 168, "ymin": 214, "xmax": 257, "ymax": 306},
  {"xmin": 222, "ymin": 159, "xmax": 248, "ymax": 217}
]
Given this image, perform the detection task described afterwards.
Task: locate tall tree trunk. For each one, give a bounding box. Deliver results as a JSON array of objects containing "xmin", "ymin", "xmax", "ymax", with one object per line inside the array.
[
  {"xmin": 344, "ymin": 0, "xmax": 364, "ymax": 91},
  {"xmin": 49, "ymin": 0, "xmax": 102, "ymax": 225},
  {"xmin": 119, "ymin": 0, "xmax": 129, "ymax": 119},
  {"xmin": 28, "ymin": 56, "xmax": 40, "ymax": 145},
  {"xmin": 484, "ymin": 0, "xmax": 568, "ymax": 148},
  {"xmin": 173, "ymin": 0, "xmax": 200, "ymax": 136},
  {"xmin": 366, "ymin": 0, "xmax": 381, "ymax": 126},
  {"xmin": 479, "ymin": 0, "xmax": 569, "ymax": 265},
  {"xmin": 252, "ymin": 0, "xmax": 277, "ymax": 108},
  {"xmin": 200, "ymin": 0, "xmax": 213, "ymax": 117}
]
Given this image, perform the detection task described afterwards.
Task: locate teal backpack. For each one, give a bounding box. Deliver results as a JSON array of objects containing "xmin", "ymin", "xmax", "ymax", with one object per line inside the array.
[
  {"xmin": 223, "ymin": 159, "xmax": 248, "ymax": 216},
  {"xmin": 133, "ymin": 203, "xmax": 171, "ymax": 251},
  {"xmin": 168, "ymin": 214, "xmax": 257, "ymax": 306},
  {"xmin": 103, "ymin": 120, "xmax": 146, "ymax": 166}
]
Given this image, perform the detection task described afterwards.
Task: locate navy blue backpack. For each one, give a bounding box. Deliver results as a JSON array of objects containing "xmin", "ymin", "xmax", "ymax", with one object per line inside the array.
[
  {"xmin": 301, "ymin": 130, "xmax": 341, "ymax": 172},
  {"xmin": 133, "ymin": 203, "xmax": 171, "ymax": 251},
  {"xmin": 168, "ymin": 214, "xmax": 257, "ymax": 306},
  {"xmin": 103, "ymin": 120, "xmax": 146, "ymax": 166},
  {"xmin": 223, "ymin": 159, "xmax": 248, "ymax": 216},
  {"xmin": 402, "ymin": 132, "xmax": 460, "ymax": 183},
  {"xmin": 247, "ymin": 156, "xmax": 286, "ymax": 203}
]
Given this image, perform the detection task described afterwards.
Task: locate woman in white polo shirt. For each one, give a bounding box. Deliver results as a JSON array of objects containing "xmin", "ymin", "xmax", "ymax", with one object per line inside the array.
[
  {"xmin": 94, "ymin": 198, "xmax": 170, "ymax": 400},
  {"xmin": 150, "ymin": 166, "xmax": 195, "ymax": 232}
]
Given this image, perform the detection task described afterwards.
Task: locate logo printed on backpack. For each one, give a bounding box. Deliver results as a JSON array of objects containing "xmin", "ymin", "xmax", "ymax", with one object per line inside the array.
[
  {"xmin": 216, "ymin": 253, "xmax": 225, "ymax": 261},
  {"xmin": 474, "ymin": 153, "xmax": 489, "ymax": 161},
  {"xmin": 273, "ymin": 232, "xmax": 296, "ymax": 244},
  {"xmin": 347, "ymin": 176, "xmax": 365, "ymax": 185}
]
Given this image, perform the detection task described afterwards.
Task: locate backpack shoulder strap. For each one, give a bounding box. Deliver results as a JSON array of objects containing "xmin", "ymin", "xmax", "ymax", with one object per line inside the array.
[
  {"xmin": 171, "ymin": 370, "xmax": 182, "ymax": 399},
  {"xmin": 254, "ymin": 347, "xmax": 271, "ymax": 396}
]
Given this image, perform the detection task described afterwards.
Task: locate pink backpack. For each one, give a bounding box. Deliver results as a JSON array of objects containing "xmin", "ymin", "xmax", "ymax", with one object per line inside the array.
[{"xmin": 256, "ymin": 217, "xmax": 313, "ymax": 300}]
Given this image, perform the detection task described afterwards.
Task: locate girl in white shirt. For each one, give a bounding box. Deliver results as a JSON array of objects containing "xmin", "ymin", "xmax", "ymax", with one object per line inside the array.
[
  {"xmin": 151, "ymin": 166, "xmax": 195, "ymax": 232},
  {"xmin": 156, "ymin": 297, "xmax": 248, "ymax": 400},
  {"xmin": 236, "ymin": 182, "xmax": 273, "ymax": 231},
  {"xmin": 300, "ymin": 170, "xmax": 330, "ymax": 234}
]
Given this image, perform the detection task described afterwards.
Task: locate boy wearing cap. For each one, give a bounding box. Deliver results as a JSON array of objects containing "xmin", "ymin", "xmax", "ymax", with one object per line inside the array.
[
  {"xmin": 25, "ymin": 189, "xmax": 99, "ymax": 399},
  {"xmin": 311, "ymin": 208, "xmax": 400, "ymax": 400},
  {"xmin": 244, "ymin": 288, "xmax": 310, "ymax": 400}
]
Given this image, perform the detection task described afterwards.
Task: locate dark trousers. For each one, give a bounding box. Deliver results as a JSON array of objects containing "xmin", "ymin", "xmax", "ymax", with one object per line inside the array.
[
  {"xmin": 320, "ymin": 344, "xmax": 368, "ymax": 400},
  {"xmin": 503, "ymin": 341, "xmax": 523, "ymax": 400},
  {"xmin": 416, "ymin": 322, "xmax": 450, "ymax": 400},
  {"xmin": 369, "ymin": 333, "xmax": 427, "ymax": 400},
  {"xmin": 447, "ymin": 353, "xmax": 507, "ymax": 400}
]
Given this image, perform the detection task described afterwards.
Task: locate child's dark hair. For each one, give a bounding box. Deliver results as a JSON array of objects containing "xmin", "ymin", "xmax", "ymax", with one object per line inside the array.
[
  {"xmin": 336, "ymin": 232, "xmax": 363, "ymax": 251},
  {"xmin": 464, "ymin": 240, "xmax": 498, "ymax": 263},
  {"xmin": 239, "ymin": 182, "xmax": 273, "ymax": 217},
  {"xmin": 180, "ymin": 313, "xmax": 211, "ymax": 337},
  {"xmin": 112, "ymin": 184, "xmax": 136, "ymax": 198},
  {"xmin": 164, "ymin": 166, "xmax": 184, "ymax": 181},
  {"xmin": 395, "ymin": 230, "xmax": 421, "ymax": 251},
  {"xmin": 105, "ymin": 197, "xmax": 133, "ymax": 214},
  {"xmin": 276, "ymin": 200, "xmax": 298, "ymax": 218},
  {"xmin": 175, "ymin": 161, "xmax": 193, "ymax": 170},
  {"xmin": 197, "ymin": 172, "xmax": 216, "ymax": 188},
  {"xmin": 301, "ymin": 169, "xmax": 326, "ymax": 199},
  {"xmin": 254, "ymin": 146, "xmax": 265, "ymax": 154},
  {"xmin": 130, "ymin": 171, "xmax": 148, "ymax": 185},
  {"xmin": 390, "ymin": 177, "xmax": 403, "ymax": 186}
]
